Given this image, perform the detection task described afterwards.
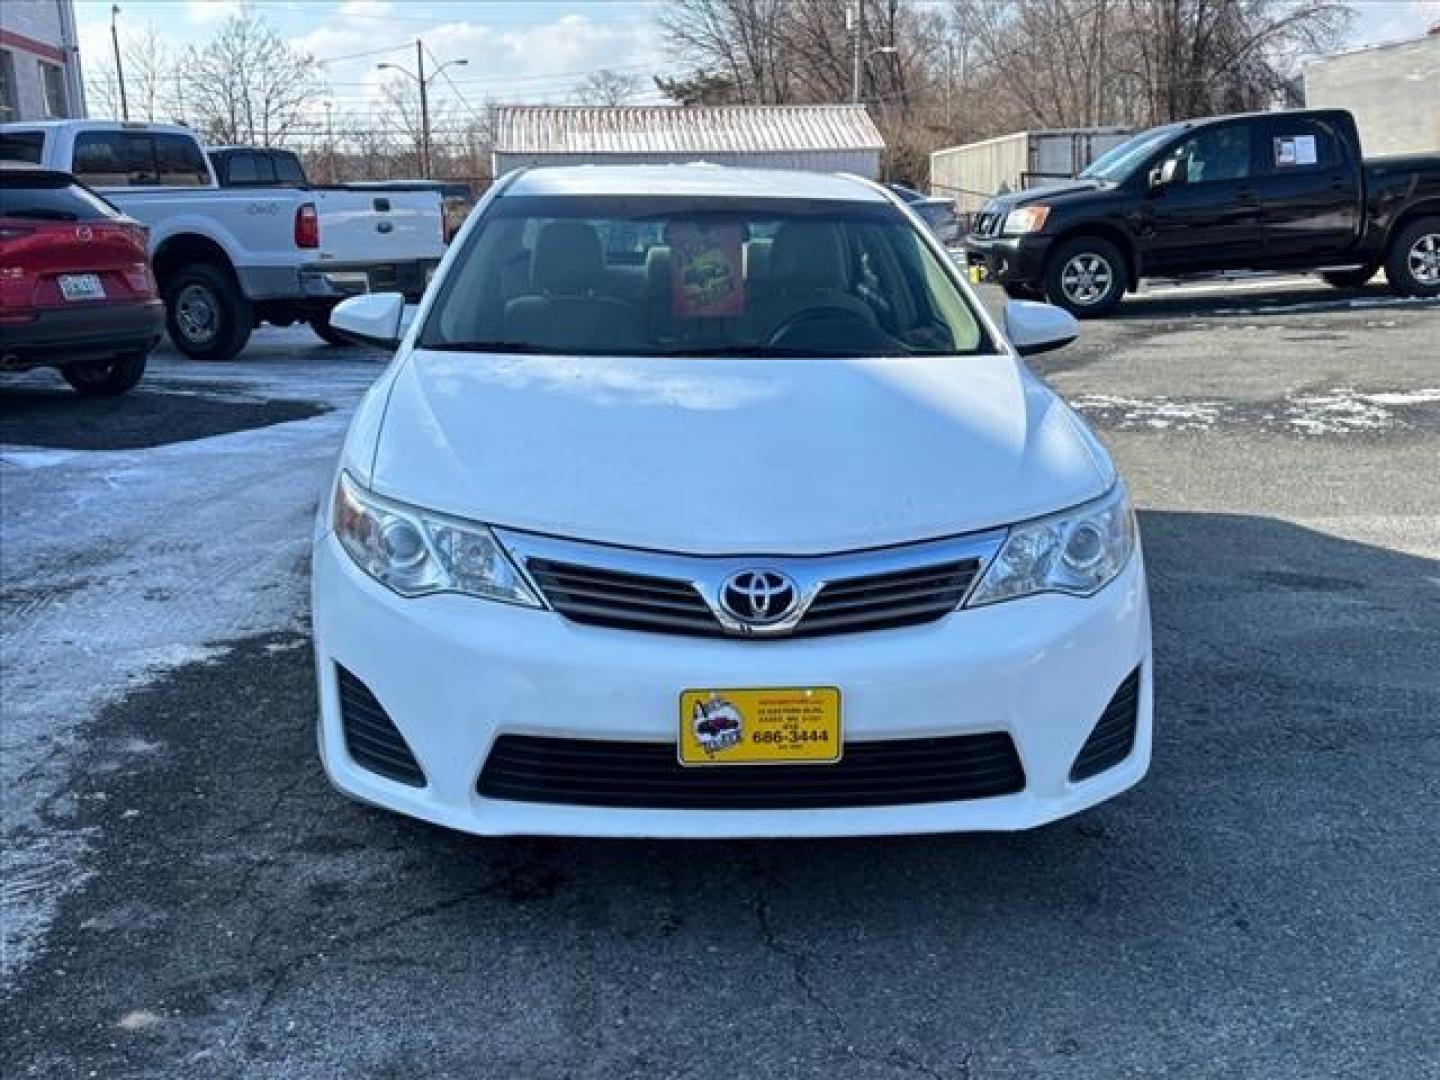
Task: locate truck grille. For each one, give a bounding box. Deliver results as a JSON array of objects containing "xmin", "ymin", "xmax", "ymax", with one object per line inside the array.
[
  {"xmin": 970, "ymin": 209, "xmax": 1004, "ymax": 238},
  {"xmin": 477, "ymin": 732, "xmax": 1025, "ymax": 809}
]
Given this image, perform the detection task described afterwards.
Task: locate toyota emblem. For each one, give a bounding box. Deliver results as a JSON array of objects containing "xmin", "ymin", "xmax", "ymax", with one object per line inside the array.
[
  {"xmin": 719, "ymin": 569, "xmax": 798, "ymax": 626},
  {"xmin": 74, "ymin": 225, "xmax": 93, "ymax": 242}
]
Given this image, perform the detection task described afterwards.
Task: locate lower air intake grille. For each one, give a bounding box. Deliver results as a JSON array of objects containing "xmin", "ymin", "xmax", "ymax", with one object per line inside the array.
[
  {"xmin": 477, "ymin": 732, "xmax": 1024, "ymax": 809},
  {"xmin": 1070, "ymin": 668, "xmax": 1142, "ymax": 781},
  {"xmin": 337, "ymin": 666, "xmax": 426, "ymax": 787}
]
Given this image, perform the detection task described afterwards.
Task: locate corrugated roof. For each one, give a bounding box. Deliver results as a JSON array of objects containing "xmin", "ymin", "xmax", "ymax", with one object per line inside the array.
[{"xmin": 492, "ymin": 105, "xmax": 885, "ymax": 155}]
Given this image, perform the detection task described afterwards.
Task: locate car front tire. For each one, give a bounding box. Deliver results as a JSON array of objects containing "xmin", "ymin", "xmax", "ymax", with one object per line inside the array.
[
  {"xmin": 1385, "ymin": 217, "xmax": 1440, "ymax": 298},
  {"xmin": 61, "ymin": 351, "xmax": 148, "ymax": 397},
  {"xmin": 1044, "ymin": 236, "xmax": 1127, "ymax": 317},
  {"xmin": 164, "ymin": 263, "xmax": 253, "ymax": 361}
]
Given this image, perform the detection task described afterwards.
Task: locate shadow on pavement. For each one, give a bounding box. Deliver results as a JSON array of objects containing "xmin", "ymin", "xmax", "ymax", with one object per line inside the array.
[
  {"xmin": 0, "ymin": 381, "xmax": 327, "ymax": 451},
  {"xmin": 1109, "ymin": 282, "xmax": 1436, "ymax": 321},
  {"xmin": 4, "ymin": 511, "xmax": 1437, "ymax": 1077}
]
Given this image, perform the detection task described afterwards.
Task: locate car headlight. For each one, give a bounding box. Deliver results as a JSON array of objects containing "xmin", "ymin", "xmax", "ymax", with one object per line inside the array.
[
  {"xmin": 332, "ymin": 471, "xmax": 541, "ymax": 606},
  {"xmin": 1002, "ymin": 205, "xmax": 1051, "ymax": 235},
  {"xmin": 966, "ymin": 483, "xmax": 1136, "ymax": 607}
]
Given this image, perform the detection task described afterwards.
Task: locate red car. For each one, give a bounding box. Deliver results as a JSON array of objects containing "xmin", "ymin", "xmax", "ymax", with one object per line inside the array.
[{"xmin": 1, "ymin": 167, "xmax": 162, "ymax": 396}]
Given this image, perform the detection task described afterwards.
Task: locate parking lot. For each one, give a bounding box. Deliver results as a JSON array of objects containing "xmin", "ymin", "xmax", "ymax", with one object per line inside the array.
[{"xmin": 2, "ymin": 281, "xmax": 1437, "ymax": 1078}]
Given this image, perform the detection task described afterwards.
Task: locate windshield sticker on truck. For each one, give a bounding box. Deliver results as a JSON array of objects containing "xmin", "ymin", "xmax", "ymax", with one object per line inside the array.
[
  {"xmin": 1274, "ymin": 135, "xmax": 1318, "ymax": 168},
  {"xmin": 670, "ymin": 222, "xmax": 744, "ymax": 319}
]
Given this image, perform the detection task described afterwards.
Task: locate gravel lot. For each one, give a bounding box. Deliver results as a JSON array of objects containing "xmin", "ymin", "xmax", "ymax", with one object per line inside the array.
[{"xmin": 3, "ymin": 281, "xmax": 1437, "ymax": 1078}]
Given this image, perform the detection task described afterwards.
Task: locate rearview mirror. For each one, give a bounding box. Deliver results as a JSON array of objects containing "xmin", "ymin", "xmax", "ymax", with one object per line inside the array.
[
  {"xmin": 329, "ymin": 292, "xmax": 407, "ymax": 350},
  {"xmin": 1004, "ymin": 300, "xmax": 1079, "ymax": 357}
]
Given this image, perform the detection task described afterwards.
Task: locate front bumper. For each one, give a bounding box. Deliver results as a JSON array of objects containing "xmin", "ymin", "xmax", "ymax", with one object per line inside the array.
[
  {"xmin": 312, "ymin": 531, "xmax": 1152, "ymax": 838},
  {"xmin": 963, "ymin": 233, "xmax": 1053, "ymax": 286},
  {"xmin": 0, "ymin": 300, "xmax": 163, "ymax": 367},
  {"xmin": 299, "ymin": 259, "xmax": 440, "ymax": 302}
]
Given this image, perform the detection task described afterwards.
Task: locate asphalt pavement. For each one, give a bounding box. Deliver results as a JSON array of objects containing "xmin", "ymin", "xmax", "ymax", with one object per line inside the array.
[{"xmin": 2, "ymin": 283, "xmax": 1437, "ymax": 1078}]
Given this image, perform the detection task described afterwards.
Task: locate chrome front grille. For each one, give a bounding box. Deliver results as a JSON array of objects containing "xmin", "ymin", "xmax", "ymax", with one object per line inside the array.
[
  {"xmin": 525, "ymin": 559, "xmax": 718, "ymax": 636},
  {"xmin": 796, "ymin": 560, "xmax": 980, "ymax": 637},
  {"xmin": 500, "ymin": 528, "xmax": 1005, "ymax": 640},
  {"xmin": 971, "ymin": 208, "xmax": 1004, "ymax": 238}
]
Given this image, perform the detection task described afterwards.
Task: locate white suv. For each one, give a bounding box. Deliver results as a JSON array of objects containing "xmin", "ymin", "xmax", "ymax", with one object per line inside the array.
[{"xmin": 312, "ymin": 165, "xmax": 1152, "ymax": 838}]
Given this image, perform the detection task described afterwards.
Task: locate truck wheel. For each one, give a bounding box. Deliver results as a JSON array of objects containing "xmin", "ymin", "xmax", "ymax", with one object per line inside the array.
[
  {"xmin": 1320, "ymin": 267, "xmax": 1375, "ymax": 290},
  {"xmin": 164, "ymin": 263, "xmax": 253, "ymax": 361},
  {"xmin": 310, "ymin": 303, "xmax": 351, "ymax": 346},
  {"xmin": 1385, "ymin": 217, "xmax": 1440, "ymax": 298},
  {"xmin": 1044, "ymin": 237, "xmax": 1127, "ymax": 317},
  {"xmin": 61, "ymin": 351, "xmax": 148, "ymax": 397}
]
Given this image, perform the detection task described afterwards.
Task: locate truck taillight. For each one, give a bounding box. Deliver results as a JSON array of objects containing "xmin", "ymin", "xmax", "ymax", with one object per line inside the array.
[
  {"xmin": 295, "ymin": 203, "xmax": 319, "ymax": 249},
  {"xmin": 121, "ymin": 222, "xmax": 149, "ymax": 250}
]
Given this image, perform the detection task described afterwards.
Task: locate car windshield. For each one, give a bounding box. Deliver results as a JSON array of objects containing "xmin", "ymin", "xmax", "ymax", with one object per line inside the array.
[
  {"xmin": 1080, "ymin": 125, "xmax": 1183, "ymax": 183},
  {"xmin": 420, "ymin": 194, "xmax": 990, "ymax": 358}
]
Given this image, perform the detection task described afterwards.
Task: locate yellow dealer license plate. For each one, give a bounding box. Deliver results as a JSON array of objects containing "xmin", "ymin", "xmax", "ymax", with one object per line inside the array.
[{"xmin": 678, "ymin": 687, "xmax": 841, "ymax": 766}]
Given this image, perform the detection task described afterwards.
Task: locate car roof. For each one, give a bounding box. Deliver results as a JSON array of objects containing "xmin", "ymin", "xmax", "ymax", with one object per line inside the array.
[
  {"xmin": 504, "ymin": 164, "xmax": 889, "ymax": 203},
  {"xmin": 0, "ymin": 119, "xmax": 196, "ymax": 136}
]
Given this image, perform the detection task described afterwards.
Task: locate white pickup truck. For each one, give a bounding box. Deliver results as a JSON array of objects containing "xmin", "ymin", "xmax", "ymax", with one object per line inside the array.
[{"xmin": 0, "ymin": 120, "xmax": 445, "ymax": 360}]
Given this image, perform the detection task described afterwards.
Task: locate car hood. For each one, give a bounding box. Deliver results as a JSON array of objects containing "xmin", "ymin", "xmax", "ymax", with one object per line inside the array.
[
  {"xmin": 368, "ymin": 349, "xmax": 1112, "ymax": 554},
  {"xmin": 988, "ymin": 179, "xmax": 1105, "ymax": 211}
]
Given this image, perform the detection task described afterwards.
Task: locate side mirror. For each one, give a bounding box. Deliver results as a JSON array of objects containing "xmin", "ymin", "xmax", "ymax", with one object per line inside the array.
[
  {"xmin": 328, "ymin": 292, "xmax": 407, "ymax": 350},
  {"xmin": 1004, "ymin": 299, "xmax": 1079, "ymax": 357},
  {"xmin": 1151, "ymin": 157, "xmax": 1185, "ymax": 188}
]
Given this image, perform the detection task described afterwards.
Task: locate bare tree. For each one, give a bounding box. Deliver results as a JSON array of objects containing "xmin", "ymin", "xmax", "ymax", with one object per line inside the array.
[
  {"xmin": 659, "ymin": 0, "xmax": 793, "ymax": 104},
  {"xmin": 179, "ymin": 9, "xmax": 327, "ymax": 145},
  {"xmin": 576, "ymin": 69, "xmax": 642, "ymax": 107},
  {"xmin": 107, "ymin": 23, "xmax": 183, "ymax": 123},
  {"xmin": 84, "ymin": 60, "xmax": 124, "ymax": 120},
  {"xmin": 1118, "ymin": 0, "xmax": 1351, "ymax": 123},
  {"xmin": 953, "ymin": 0, "xmax": 1351, "ymax": 129},
  {"xmin": 379, "ymin": 75, "xmax": 456, "ymax": 175}
]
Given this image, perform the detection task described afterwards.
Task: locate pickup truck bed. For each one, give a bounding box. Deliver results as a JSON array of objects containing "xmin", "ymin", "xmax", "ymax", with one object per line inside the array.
[{"xmin": 1, "ymin": 121, "xmax": 446, "ymax": 359}]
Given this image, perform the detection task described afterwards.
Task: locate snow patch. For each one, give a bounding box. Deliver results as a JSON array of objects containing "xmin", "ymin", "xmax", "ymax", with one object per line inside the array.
[
  {"xmin": 1070, "ymin": 394, "xmax": 1223, "ymax": 430},
  {"xmin": 1278, "ymin": 387, "xmax": 1440, "ymax": 435}
]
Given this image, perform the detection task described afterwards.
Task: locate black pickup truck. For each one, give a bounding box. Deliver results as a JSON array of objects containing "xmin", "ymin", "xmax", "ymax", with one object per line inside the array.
[{"xmin": 964, "ymin": 108, "xmax": 1440, "ymax": 316}]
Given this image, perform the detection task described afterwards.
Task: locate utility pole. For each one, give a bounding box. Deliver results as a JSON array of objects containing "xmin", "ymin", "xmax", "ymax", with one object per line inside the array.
[
  {"xmin": 849, "ymin": 2, "xmax": 863, "ymax": 105},
  {"xmin": 944, "ymin": 41, "xmax": 954, "ymax": 129},
  {"xmin": 325, "ymin": 101, "xmax": 335, "ymax": 182},
  {"xmin": 416, "ymin": 40, "xmax": 430, "ymax": 179},
  {"xmin": 110, "ymin": 4, "xmax": 129, "ymax": 121},
  {"xmin": 378, "ymin": 47, "xmax": 466, "ymax": 181}
]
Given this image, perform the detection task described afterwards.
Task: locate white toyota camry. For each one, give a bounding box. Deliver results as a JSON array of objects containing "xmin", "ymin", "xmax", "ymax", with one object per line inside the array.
[{"xmin": 313, "ymin": 165, "xmax": 1152, "ymax": 838}]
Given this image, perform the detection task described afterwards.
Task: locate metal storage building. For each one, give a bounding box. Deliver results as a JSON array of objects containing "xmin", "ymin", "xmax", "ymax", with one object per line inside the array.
[
  {"xmin": 491, "ymin": 105, "xmax": 885, "ymax": 178},
  {"xmin": 1304, "ymin": 33, "xmax": 1440, "ymax": 157},
  {"xmin": 929, "ymin": 128, "xmax": 1132, "ymax": 214}
]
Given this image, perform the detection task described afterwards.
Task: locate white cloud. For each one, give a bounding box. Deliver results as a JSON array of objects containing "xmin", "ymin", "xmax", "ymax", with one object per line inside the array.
[{"xmin": 185, "ymin": 0, "xmax": 241, "ymax": 24}]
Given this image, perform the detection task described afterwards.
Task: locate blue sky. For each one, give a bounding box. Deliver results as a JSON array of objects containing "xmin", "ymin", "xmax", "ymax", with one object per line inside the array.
[{"xmin": 75, "ymin": 0, "xmax": 1440, "ymax": 120}]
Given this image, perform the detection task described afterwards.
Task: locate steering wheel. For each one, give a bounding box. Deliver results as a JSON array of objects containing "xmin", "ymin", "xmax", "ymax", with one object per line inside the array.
[{"xmin": 765, "ymin": 306, "xmax": 877, "ymax": 348}]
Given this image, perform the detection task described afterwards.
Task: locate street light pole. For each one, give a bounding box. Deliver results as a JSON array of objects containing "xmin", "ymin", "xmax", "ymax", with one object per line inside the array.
[
  {"xmin": 849, "ymin": 2, "xmax": 862, "ymax": 105},
  {"xmin": 110, "ymin": 4, "xmax": 128, "ymax": 121},
  {"xmin": 378, "ymin": 47, "xmax": 467, "ymax": 181},
  {"xmin": 416, "ymin": 40, "xmax": 429, "ymax": 179}
]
